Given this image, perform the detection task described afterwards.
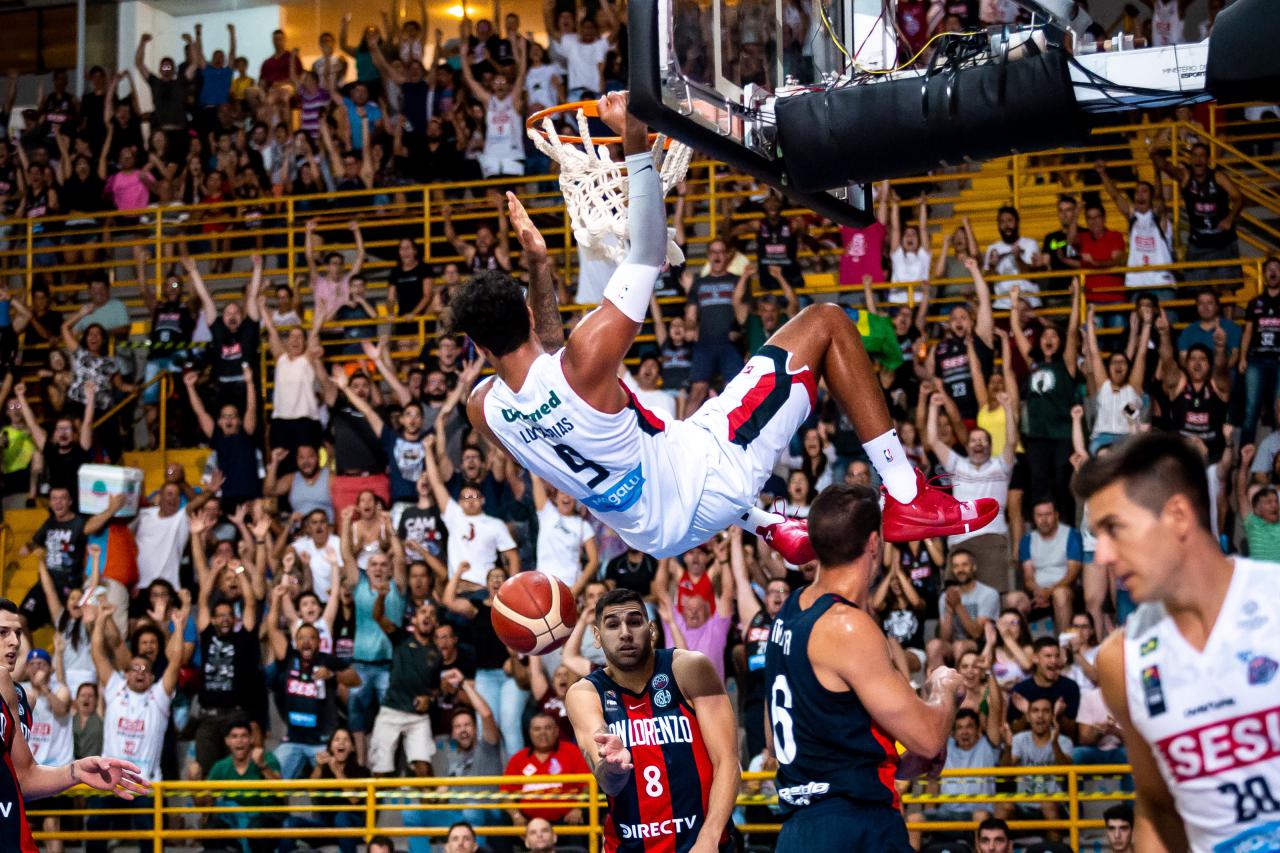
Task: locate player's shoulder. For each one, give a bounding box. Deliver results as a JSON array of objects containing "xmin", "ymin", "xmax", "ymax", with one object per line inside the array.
[
  {"xmin": 810, "ymin": 596, "xmax": 880, "ymax": 644},
  {"xmin": 671, "ymin": 649, "xmax": 726, "ymax": 698}
]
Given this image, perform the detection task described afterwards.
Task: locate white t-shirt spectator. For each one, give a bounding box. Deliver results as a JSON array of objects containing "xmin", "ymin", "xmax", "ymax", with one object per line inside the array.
[
  {"xmin": 943, "ymin": 454, "xmax": 1011, "ymax": 545},
  {"xmin": 525, "ymin": 63, "xmax": 562, "ymax": 112},
  {"xmin": 1068, "ymin": 645, "xmax": 1100, "ymax": 692},
  {"xmin": 102, "ymin": 672, "xmax": 172, "ymax": 781},
  {"xmin": 535, "ymin": 504, "xmax": 593, "ymax": 588},
  {"xmin": 555, "ymin": 34, "xmax": 609, "ymax": 95},
  {"xmin": 887, "ymin": 246, "xmax": 931, "ymax": 304},
  {"xmin": 940, "ymin": 734, "xmax": 1001, "ymax": 801},
  {"xmin": 291, "ymin": 534, "xmax": 342, "ymax": 603},
  {"xmin": 132, "ymin": 508, "xmax": 191, "ymax": 589},
  {"xmin": 1076, "ymin": 687, "xmax": 1121, "ymax": 749},
  {"xmin": 937, "ymin": 582, "xmax": 1001, "ymax": 643},
  {"xmin": 1092, "ymin": 382, "xmax": 1143, "ymax": 438},
  {"xmin": 984, "ymin": 237, "xmax": 1042, "ymax": 308},
  {"xmin": 442, "ymin": 500, "xmax": 517, "ymax": 585},
  {"xmin": 1251, "ymin": 431, "xmax": 1280, "ymax": 479},
  {"xmin": 1011, "ymin": 729, "xmax": 1074, "ymax": 794},
  {"xmin": 24, "ymin": 680, "xmax": 73, "ymax": 767},
  {"xmin": 1018, "ymin": 524, "xmax": 1084, "ymax": 588}
]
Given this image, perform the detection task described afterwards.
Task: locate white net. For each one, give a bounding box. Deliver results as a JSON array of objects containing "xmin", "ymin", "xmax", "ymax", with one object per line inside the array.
[{"xmin": 528, "ymin": 108, "xmax": 692, "ymax": 267}]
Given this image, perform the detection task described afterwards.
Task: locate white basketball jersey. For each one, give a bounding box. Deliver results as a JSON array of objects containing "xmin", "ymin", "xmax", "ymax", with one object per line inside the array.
[
  {"xmin": 482, "ymin": 350, "xmax": 710, "ymax": 557},
  {"xmin": 484, "ymin": 94, "xmax": 524, "ymax": 161},
  {"xmin": 1125, "ymin": 209, "xmax": 1175, "ymax": 287},
  {"xmin": 1123, "ymin": 558, "xmax": 1280, "ymax": 853},
  {"xmin": 1152, "ymin": 0, "xmax": 1183, "ymax": 46}
]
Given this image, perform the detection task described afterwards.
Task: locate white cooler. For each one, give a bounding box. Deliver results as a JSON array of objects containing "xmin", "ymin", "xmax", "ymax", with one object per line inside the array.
[{"xmin": 78, "ymin": 464, "xmax": 145, "ymax": 518}]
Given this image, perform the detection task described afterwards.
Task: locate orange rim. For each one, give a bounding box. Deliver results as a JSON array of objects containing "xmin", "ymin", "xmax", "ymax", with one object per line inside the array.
[{"xmin": 525, "ymin": 99, "xmax": 671, "ymax": 148}]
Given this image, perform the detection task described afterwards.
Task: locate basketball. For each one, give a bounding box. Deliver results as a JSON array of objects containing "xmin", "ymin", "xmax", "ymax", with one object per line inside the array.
[{"xmin": 491, "ymin": 571, "xmax": 579, "ymax": 655}]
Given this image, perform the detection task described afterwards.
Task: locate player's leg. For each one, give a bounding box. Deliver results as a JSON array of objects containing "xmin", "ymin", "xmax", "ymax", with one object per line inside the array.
[{"xmin": 756, "ymin": 303, "xmax": 998, "ymax": 540}]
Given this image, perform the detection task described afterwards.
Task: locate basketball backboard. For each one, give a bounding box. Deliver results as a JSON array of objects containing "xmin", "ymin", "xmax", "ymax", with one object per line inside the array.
[{"xmin": 628, "ymin": 0, "xmax": 890, "ymax": 225}]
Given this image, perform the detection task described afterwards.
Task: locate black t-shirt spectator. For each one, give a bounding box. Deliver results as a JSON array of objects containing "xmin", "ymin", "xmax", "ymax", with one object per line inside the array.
[
  {"xmin": 331, "ymin": 402, "xmax": 386, "ymax": 474},
  {"xmin": 210, "ymin": 430, "xmax": 260, "ymax": 501},
  {"xmin": 604, "ymin": 551, "xmax": 659, "ymax": 595},
  {"xmin": 274, "ymin": 649, "xmax": 348, "ymax": 746},
  {"xmin": 398, "ymin": 504, "xmax": 445, "ymax": 561},
  {"xmin": 389, "ymin": 263, "xmax": 430, "ymax": 317},
  {"xmin": 151, "ymin": 300, "xmax": 196, "ymax": 349},
  {"xmin": 471, "ymin": 602, "xmax": 508, "ymax": 670},
  {"xmin": 199, "ymin": 625, "xmax": 262, "ymax": 710},
  {"xmin": 1008, "ymin": 675, "xmax": 1082, "ymax": 724},
  {"xmin": 30, "ymin": 513, "xmax": 88, "ymax": 589},
  {"xmin": 44, "ymin": 444, "xmax": 91, "ymax": 501},
  {"xmin": 687, "ymin": 274, "xmax": 738, "ymax": 344},
  {"xmin": 147, "ymin": 74, "xmax": 186, "ymax": 128},
  {"xmin": 207, "ymin": 317, "xmax": 260, "ymax": 384},
  {"xmin": 105, "ymin": 117, "xmax": 145, "ymax": 163},
  {"xmin": 1245, "ymin": 291, "xmax": 1280, "ymax": 358},
  {"xmin": 382, "ymin": 628, "xmax": 442, "ymax": 715}
]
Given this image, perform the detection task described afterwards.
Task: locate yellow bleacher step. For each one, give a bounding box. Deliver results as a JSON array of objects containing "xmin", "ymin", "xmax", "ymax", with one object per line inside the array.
[{"xmin": 122, "ymin": 448, "xmax": 211, "ymax": 495}]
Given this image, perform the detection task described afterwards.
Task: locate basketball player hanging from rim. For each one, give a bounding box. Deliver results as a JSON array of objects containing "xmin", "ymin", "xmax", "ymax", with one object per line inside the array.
[
  {"xmin": 448, "ymin": 91, "xmax": 1000, "ymax": 568},
  {"xmin": 565, "ymin": 586, "xmax": 739, "ymax": 853}
]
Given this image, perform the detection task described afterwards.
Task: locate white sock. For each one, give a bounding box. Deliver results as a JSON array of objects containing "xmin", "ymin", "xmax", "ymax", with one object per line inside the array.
[
  {"xmin": 862, "ymin": 428, "xmax": 918, "ymax": 503},
  {"xmin": 739, "ymin": 505, "xmax": 786, "ymax": 533}
]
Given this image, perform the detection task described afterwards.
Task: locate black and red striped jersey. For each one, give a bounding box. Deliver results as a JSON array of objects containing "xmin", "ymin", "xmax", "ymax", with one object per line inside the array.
[
  {"xmin": 585, "ymin": 648, "xmax": 724, "ymax": 853},
  {"xmin": 0, "ymin": 693, "xmax": 37, "ymax": 852}
]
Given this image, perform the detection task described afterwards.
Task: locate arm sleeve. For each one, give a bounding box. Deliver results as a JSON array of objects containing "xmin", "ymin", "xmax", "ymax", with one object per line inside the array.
[{"xmin": 602, "ymin": 152, "xmax": 667, "ymax": 322}]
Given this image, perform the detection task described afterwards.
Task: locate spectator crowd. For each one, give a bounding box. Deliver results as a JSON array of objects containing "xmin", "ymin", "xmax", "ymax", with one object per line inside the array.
[{"xmin": 0, "ymin": 1, "xmax": 1270, "ymax": 852}]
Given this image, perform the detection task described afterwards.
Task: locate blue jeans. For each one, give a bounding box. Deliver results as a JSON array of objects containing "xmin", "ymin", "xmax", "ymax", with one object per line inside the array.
[
  {"xmin": 1072, "ymin": 745, "xmax": 1133, "ymax": 792},
  {"xmin": 475, "ymin": 666, "xmax": 530, "ymax": 755},
  {"xmin": 1242, "ymin": 360, "xmax": 1280, "ymax": 446},
  {"xmin": 279, "ymin": 809, "xmax": 364, "ymax": 853},
  {"xmin": 347, "ymin": 661, "xmax": 390, "ymax": 732},
  {"xmin": 275, "ymin": 741, "xmax": 325, "ymax": 779}
]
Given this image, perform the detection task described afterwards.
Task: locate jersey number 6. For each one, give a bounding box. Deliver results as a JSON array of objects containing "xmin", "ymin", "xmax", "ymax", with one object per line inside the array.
[
  {"xmin": 553, "ymin": 442, "xmax": 609, "ymax": 488},
  {"xmin": 770, "ymin": 674, "xmax": 797, "ymax": 765}
]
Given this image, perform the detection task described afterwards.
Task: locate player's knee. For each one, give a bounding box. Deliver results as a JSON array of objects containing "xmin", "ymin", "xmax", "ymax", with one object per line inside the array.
[{"xmin": 797, "ymin": 301, "xmax": 847, "ymax": 335}]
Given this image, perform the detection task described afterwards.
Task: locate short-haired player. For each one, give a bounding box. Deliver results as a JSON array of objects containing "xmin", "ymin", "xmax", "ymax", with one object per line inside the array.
[
  {"xmin": 565, "ymin": 588, "xmax": 739, "ymax": 852},
  {"xmin": 1078, "ymin": 432, "xmax": 1280, "ymax": 851}
]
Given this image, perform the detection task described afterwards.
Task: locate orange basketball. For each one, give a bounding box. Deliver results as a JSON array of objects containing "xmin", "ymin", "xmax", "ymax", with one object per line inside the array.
[{"xmin": 491, "ymin": 572, "xmax": 579, "ymax": 655}]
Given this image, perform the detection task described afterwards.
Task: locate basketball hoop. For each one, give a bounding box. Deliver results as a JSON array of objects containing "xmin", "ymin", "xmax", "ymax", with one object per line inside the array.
[{"xmin": 526, "ymin": 101, "xmax": 691, "ymax": 266}]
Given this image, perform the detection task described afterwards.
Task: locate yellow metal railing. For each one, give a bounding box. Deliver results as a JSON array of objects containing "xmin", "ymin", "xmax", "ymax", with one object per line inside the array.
[{"xmin": 28, "ymin": 765, "xmax": 1132, "ymax": 849}]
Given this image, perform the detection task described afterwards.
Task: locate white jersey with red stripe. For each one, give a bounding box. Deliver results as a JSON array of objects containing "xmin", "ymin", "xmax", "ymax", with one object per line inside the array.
[
  {"xmin": 1123, "ymin": 557, "xmax": 1280, "ymax": 853},
  {"xmin": 482, "ymin": 345, "xmax": 816, "ymax": 558}
]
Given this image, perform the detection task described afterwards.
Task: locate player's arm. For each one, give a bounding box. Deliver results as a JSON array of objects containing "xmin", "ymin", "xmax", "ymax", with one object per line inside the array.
[
  {"xmin": 1097, "ymin": 631, "xmax": 1188, "ymax": 852},
  {"xmin": 673, "ymin": 650, "xmax": 742, "ymax": 851},
  {"xmin": 561, "ymin": 91, "xmax": 666, "ymax": 413},
  {"xmin": 565, "ymin": 679, "xmax": 633, "ymax": 796},
  {"xmin": 813, "ymin": 601, "xmax": 958, "ymax": 757},
  {"xmin": 507, "ymin": 192, "xmax": 565, "ymax": 352}
]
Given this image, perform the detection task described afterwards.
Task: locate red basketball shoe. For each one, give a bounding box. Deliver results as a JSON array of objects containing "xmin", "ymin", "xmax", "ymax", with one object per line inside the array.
[
  {"xmin": 758, "ymin": 517, "xmax": 818, "ymax": 565},
  {"xmin": 882, "ymin": 469, "xmax": 1000, "ymax": 542}
]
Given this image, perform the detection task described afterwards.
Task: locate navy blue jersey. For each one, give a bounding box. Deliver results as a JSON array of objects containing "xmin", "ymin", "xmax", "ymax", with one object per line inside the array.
[
  {"xmin": 585, "ymin": 648, "xmax": 723, "ymax": 853},
  {"xmin": 12, "ymin": 683, "xmax": 30, "ymax": 741},
  {"xmin": 764, "ymin": 592, "xmax": 900, "ymax": 815},
  {"xmin": 0, "ymin": 694, "xmax": 36, "ymax": 851}
]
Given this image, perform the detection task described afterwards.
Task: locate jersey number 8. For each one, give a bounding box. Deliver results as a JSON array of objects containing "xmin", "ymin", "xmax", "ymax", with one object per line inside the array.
[
  {"xmin": 642, "ymin": 764, "xmax": 664, "ymax": 797},
  {"xmin": 770, "ymin": 675, "xmax": 797, "ymax": 765}
]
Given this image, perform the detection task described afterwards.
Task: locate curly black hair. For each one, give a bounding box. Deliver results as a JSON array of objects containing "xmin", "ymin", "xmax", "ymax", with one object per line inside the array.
[{"xmin": 447, "ymin": 270, "xmax": 531, "ymax": 357}]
